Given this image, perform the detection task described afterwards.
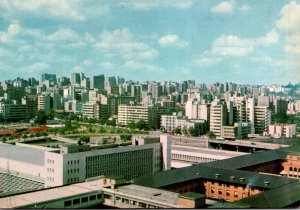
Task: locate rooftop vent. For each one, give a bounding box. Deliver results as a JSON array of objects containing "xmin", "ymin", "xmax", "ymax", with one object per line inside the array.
[
  {"xmin": 215, "ymin": 174, "xmax": 220, "ymax": 178},
  {"xmin": 240, "ymin": 177, "xmax": 245, "ymax": 182},
  {"xmin": 230, "ymin": 176, "xmax": 235, "ymax": 180},
  {"xmin": 152, "ymin": 193, "xmax": 161, "ymax": 196},
  {"xmin": 197, "ymin": 173, "xmax": 201, "ymax": 176},
  {"xmin": 264, "ymin": 181, "xmax": 270, "ymax": 186}
]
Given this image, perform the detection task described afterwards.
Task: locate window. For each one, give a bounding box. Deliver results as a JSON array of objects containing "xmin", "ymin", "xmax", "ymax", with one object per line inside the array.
[
  {"xmin": 226, "ymin": 190, "xmax": 230, "ymax": 197},
  {"xmin": 97, "ymin": 194, "xmax": 103, "ymax": 200},
  {"xmin": 104, "ymin": 194, "xmax": 111, "ymax": 199},
  {"xmin": 73, "ymin": 198, "xmax": 80, "ymax": 205},
  {"xmin": 89, "ymin": 195, "xmax": 96, "ymax": 201},
  {"xmin": 81, "ymin": 197, "xmax": 88, "ymax": 203},
  {"xmin": 234, "ymin": 191, "xmax": 238, "ymax": 198},
  {"xmin": 64, "ymin": 200, "xmax": 72, "ymax": 207},
  {"xmin": 139, "ymin": 202, "xmax": 146, "ymax": 208},
  {"xmin": 211, "ymin": 187, "xmax": 215, "ymax": 194},
  {"xmin": 218, "ymin": 189, "xmax": 223, "ymax": 195}
]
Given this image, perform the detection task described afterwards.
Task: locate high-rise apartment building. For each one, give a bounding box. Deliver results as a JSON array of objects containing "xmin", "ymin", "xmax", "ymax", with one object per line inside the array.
[
  {"xmin": 209, "ymin": 100, "xmax": 228, "ymax": 138},
  {"xmin": 254, "ymin": 106, "xmax": 271, "ymax": 134},
  {"xmin": 37, "ymin": 94, "xmax": 51, "ymax": 113}
]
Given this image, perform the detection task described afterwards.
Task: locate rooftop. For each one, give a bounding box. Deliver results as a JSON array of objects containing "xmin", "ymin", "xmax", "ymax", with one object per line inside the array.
[
  {"xmin": 236, "ymin": 181, "xmax": 300, "ymax": 208},
  {"xmin": 0, "ymin": 142, "xmax": 45, "ymax": 166},
  {"xmin": 133, "ymin": 164, "xmax": 296, "ymax": 190},
  {"xmin": 172, "ymin": 145, "xmax": 247, "ymax": 159},
  {"xmin": 0, "ymin": 173, "xmax": 44, "ymax": 198},
  {"xmin": 179, "ymin": 192, "xmax": 206, "ymax": 200},
  {"xmin": 0, "ymin": 179, "xmax": 102, "ymax": 208},
  {"xmin": 110, "ymin": 184, "xmax": 181, "ymax": 207},
  {"xmin": 201, "ymin": 149, "xmax": 287, "ymax": 170}
]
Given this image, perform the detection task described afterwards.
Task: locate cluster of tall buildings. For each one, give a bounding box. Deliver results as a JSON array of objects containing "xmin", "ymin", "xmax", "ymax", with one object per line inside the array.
[{"xmin": 0, "ymin": 73, "xmax": 298, "ymax": 139}]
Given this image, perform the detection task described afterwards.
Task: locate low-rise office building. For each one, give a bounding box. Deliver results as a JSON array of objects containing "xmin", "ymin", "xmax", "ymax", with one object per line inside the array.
[
  {"xmin": 0, "ymin": 135, "xmax": 172, "ymax": 189},
  {"xmin": 268, "ymin": 123, "xmax": 296, "ymax": 138}
]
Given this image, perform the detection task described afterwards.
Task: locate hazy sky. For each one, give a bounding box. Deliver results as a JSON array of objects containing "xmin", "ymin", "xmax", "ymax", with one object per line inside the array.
[{"xmin": 0, "ymin": 0, "xmax": 299, "ymax": 85}]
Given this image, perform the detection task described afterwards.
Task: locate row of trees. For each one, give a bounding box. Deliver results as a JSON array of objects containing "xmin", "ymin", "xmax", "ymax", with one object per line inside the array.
[
  {"xmin": 161, "ymin": 126, "xmax": 216, "ymax": 139},
  {"xmin": 126, "ymin": 119, "xmax": 147, "ymax": 130}
]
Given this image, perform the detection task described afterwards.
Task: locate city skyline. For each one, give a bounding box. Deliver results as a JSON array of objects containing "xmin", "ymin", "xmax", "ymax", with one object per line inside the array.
[{"xmin": 0, "ymin": 0, "xmax": 300, "ymax": 85}]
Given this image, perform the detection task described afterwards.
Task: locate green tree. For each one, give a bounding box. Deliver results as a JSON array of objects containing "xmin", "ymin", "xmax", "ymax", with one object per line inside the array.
[
  {"xmin": 35, "ymin": 110, "xmax": 47, "ymax": 125},
  {"xmin": 120, "ymin": 134, "xmax": 132, "ymax": 141},
  {"xmin": 136, "ymin": 119, "xmax": 147, "ymax": 130},
  {"xmin": 64, "ymin": 119, "xmax": 72, "ymax": 130},
  {"xmin": 127, "ymin": 121, "xmax": 136, "ymax": 130},
  {"xmin": 181, "ymin": 127, "xmax": 188, "ymax": 135},
  {"xmin": 107, "ymin": 119, "xmax": 116, "ymax": 127},
  {"xmin": 2, "ymin": 136, "xmax": 7, "ymax": 142},
  {"xmin": 48, "ymin": 109, "xmax": 56, "ymax": 120},
  {"xmin": 188, "ymin": 127, "xmax": 197, "ymax": 137},
  {"xmin": 79, "ymin": 136, "xmax": 90, "ymax": 143},
  {"xmin": 207, "ymin": 131, "xmax": 216, "ymax": 139},
  {"xmin": 174, "ymin": 127, "xmax": 181, "ymax": 135}
]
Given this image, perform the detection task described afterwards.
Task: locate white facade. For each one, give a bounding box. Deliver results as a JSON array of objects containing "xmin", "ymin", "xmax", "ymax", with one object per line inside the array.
[
  {"xmin": 185, "ymin": 99, "xmax": 209, "ymax": 120},
  {"xmin": 38, "ymin": 94, "xmax": 51, "ymax": 113},
  {"xmin": 161, "ymin": 114, "xmax": 203, "ymax": 131},
  {"xmin": 210, "ymin": 101, "xmax": 227, "ymax": 138},
  {"xmin": 0, "ymin": 137, "xmax": 166, "ymax": 188},
  {"xmin": 160, "ymin": 135, "xmax": 171, "ymax": 171},
  {"xmin": 268, "ymin": 124, "xmax": 296, "ymax": 138},
  {"xmin": 118, "ymin": 105, "xmax": 149, "ymax": 126}
]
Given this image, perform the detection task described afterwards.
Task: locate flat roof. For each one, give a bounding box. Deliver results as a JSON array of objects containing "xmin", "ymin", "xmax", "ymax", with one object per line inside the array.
[
  {"xmin": 0, "ymin": 143, "xmax": 45, "ymax": 166},
  {"xmin": 110, "ymin": 184, "xmax": 181, "ymax": 207},
  {"xmin": 171, "ymin": 145, "xmax": 247, "ymax": 158},
  {"xmin": 0, "ymin": 179, "xmax": 103, "ymax": 208}
]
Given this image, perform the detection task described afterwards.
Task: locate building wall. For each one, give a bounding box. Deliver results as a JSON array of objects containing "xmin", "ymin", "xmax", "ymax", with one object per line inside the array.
[
  {"xmin": 254, "ymin": 106, "xmax": 271, "ymax": 134},
  {"xmin": 204, "ymin": 181, "xmax": 260, "ymax": 202},
  {"xmin": 45, "ymin": 142, "xmax": 162, "ymax": 187},
  {"xmin": 281, "ymin": 155, "xmax": 300, "ymax": 179},
  {"xmin": 117, "ymin": 105, "xmax": 149, "ymax": 126}
]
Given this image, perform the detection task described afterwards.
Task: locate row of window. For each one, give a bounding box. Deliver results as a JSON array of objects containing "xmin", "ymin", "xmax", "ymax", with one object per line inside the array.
[
  {"xmin": 289, "ymin": 167, "xmax": 300, "ymax": 172},
  {"xmin": 172, "ymin": 153, "xmax": 215, "ymax": 163},
  {"xmin": 67, "ymin": 168, "xmax": 80, "ymax": 174},
  {"xmin": 64, "ymin": 193, "xmax": 103, "ymax": 207},
  {"xmin": 211, "ymin": 187, "xmax": 244, "ymax": 198},
  {"xmin": 105, "ymin": 194, "xmax": 163, "ymax": 208},
  {"xmin": 67, "ymin": 160, "xmax": 80, "ymax": 165},
  {"xmin": 47, "ymin": 177, "xmax": 54, "ymax": 181},
  {"xmin": 47, "ymin": 168, "xmax": 55, "ymax": 173},
  {"xmin": 47, "ymin": 159, "xmax": 55, "ymax": 164},
  {"xmin": 67, "ymin": 177, "xmax": 79, "ymax": 183}
]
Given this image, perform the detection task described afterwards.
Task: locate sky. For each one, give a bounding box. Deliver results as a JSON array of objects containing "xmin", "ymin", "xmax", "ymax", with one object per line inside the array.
[{"xmin": 0, "ymin": 0, "xmax": 300, "ymax": 85}]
